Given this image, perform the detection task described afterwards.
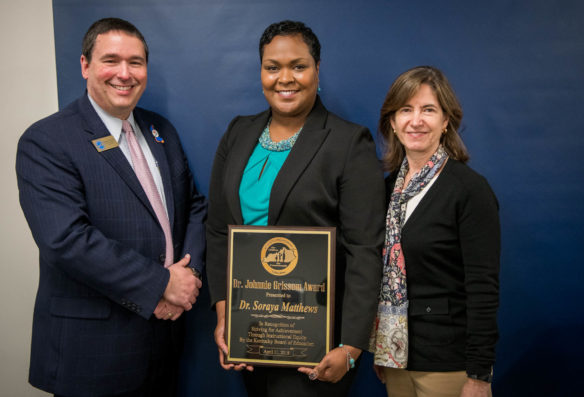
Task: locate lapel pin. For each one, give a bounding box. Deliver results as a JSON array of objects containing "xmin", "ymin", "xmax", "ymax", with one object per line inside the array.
[{"xmin": 150, "ymin": 124, "xmax": 165, "ymax": 143}]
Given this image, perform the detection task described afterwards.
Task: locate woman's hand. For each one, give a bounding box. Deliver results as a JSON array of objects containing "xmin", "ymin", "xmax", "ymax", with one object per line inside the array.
[
  {"xmin": 298, "ymin": 345, "xmax": 361, "ymax": 383},
  {"xmin": 459, "ymin": 378, "xmax": 491, "ymax": 397},
  {"xmin": 373, "ymin": 364, "xmax": 386, "ymax": 383},
  {"xmin": 214, "ymin": 300, "xmax": 253, "ymax": 372}
]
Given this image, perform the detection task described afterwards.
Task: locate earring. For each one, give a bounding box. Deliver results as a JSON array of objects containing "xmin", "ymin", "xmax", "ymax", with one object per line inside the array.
[
  {"xmin": 393, "ymin": 129, "xmax": 397, "ymax": 135},
  {"xmin": 443, "ymin": 126, "xmax": 448, "ymax": 134},
  {"xmin": 318, "ymin": 86, "xmax": 322, "ymax": 93}
]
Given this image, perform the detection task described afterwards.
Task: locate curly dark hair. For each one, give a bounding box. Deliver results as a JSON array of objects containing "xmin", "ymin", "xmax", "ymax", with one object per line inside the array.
[{"xmin": 259, "ymin": 20, "xmax": 321, "ymax": 64}]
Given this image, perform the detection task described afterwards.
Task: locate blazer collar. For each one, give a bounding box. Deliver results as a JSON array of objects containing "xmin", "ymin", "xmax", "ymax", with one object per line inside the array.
[
  {"xmin": 224, "ymin": 96, "xmax": 330, "ymax": 225},
  {"xmin": 135, "ymin": 111, "xmax": 175, "ymax": 229},
  {"xmin": 268, "ymin": 96, "xmax": 330, "ymax": 223},
  {"xmin": 78, "ymin": 94, "xmax": 174, "ymax": 228},
  {"xmin": 224, "ymin": 110, "xmax": 270, "ymax": 224}
]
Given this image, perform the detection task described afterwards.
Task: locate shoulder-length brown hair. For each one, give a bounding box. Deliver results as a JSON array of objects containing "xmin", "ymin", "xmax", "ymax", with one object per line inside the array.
[{"xmin": 379, "ymin": 66, "xmax": 469, "ymax": 172}]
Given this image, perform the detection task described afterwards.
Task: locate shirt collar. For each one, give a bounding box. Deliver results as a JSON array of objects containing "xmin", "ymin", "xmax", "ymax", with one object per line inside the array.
[{"xmin": 87, "ymin": 93, "xmax": 138, "ymax": 141}]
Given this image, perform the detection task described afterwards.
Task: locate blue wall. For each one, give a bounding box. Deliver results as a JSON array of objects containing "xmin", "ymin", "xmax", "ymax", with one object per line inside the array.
[{"xmin": 53, "ymin": 1, "xmax": 584, "ymax": 395}]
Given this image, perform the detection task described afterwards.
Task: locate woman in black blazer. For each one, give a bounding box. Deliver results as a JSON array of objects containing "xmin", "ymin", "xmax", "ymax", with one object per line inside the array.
[
  {"xmin": 369, "ymin": 66, "xmax": 500, "ymax": 397},
  {"xmin": 206, "ymin": 20, "xmax": 385, "ymax": 396}
]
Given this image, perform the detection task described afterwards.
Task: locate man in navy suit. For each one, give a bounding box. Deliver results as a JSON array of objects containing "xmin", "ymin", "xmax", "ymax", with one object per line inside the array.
[{"xmin": 16, "ymin": 18, "xmax": 206, "ymax": 397}]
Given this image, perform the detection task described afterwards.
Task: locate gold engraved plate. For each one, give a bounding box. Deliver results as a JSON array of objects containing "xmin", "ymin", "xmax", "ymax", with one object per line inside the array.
[{"xmin": 226, "ymin": 225, "xmax": 335, "ymax": 367}]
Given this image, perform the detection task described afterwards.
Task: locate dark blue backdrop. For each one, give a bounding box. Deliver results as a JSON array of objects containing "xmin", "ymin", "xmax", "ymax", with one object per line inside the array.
[{"xmin": 52, "ymin": 1, "xmax": 584, "ymax": 396}]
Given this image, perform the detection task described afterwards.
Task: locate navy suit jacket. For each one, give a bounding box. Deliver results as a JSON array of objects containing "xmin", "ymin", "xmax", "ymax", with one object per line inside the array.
[{"xmin": 16, "ymin": 94, "xmax": 207, "ymax": 396}]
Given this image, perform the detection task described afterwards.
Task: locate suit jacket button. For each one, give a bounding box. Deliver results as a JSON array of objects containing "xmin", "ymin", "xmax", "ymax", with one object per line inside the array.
[
  {"xmin": 159, "ymin": 254, "xmax": 166, "ymax": 263},
  {"xmin": 426, "ymin": 306, "xmax": 432, "ymax": 313}
]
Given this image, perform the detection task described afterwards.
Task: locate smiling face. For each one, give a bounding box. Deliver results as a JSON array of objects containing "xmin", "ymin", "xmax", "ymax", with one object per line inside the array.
[
  {"xmin": 81, "ymin": 30, "xmax": 147, "ymax": 120},
  {"xmin": 391, "ymin": 83, "xmax": 449, "ymax": 161},
  {"xmin": 260, "ymin": 34, "xmax": 319, "ymax": 121}
]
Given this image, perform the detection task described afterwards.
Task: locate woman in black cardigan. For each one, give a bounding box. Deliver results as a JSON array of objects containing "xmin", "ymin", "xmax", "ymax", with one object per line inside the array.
[
  {"xmin": 206, "ymin": 20, "xmax": 385, "ymax": 397},
  {"xmin": 369, "ymin": 66, "xmax": 500, "ymax": 397}
]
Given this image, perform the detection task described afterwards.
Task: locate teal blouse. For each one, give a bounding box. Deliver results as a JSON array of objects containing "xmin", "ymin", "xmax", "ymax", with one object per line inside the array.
[{"xmin": 239, "ymin": 144, "xmax": 290, "ymax": 226}]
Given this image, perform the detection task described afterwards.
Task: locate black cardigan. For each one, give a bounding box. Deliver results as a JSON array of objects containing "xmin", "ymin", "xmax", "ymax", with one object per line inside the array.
[{"xmin": 386, "ymin": 159, "xmax": 500, "ymax": 375}]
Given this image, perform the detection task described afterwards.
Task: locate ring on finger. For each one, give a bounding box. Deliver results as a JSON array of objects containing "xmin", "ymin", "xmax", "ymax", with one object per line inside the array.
[{"xmin": 308, "ymin": 369, "xmax": 318, "ymax": 381}]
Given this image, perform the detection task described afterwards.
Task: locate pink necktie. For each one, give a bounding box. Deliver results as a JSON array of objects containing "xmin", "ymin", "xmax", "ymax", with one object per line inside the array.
[{"xmin": 122, "ymin": 120, "xmax": 173, "ymax": 268}]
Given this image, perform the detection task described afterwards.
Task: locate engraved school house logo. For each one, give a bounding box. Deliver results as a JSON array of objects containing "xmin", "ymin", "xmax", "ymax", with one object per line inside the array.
[{"xmin": 260, "ymin": 237, "xmax": 298, "ymax": 276}]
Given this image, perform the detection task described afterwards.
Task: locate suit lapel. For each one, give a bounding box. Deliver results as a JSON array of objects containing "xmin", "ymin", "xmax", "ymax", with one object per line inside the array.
[
  {"xmin": 224, "ymin": 111, "xmax": 270, "ymax": 224},
  {"xmin": 268, "ymin": 98, "xmax": 330, "ymax": 224},
  {"xmin": 135, "ymin": 114, "xmax": 175, "ymax": 231},
  {"xmin": 79, "ymin": 96, "xmax": 158, "ymax": 221}
]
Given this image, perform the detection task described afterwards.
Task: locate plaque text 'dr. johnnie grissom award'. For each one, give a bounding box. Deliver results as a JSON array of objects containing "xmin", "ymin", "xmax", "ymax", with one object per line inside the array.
[{"xmin": 225, "ymin": 225, "xmax": 335, "ymax": 367}]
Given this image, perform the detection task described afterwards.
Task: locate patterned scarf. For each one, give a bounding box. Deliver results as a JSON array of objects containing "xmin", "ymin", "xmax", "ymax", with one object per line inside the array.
[{"xmin": 369, "ymin": 145, "xmax": 448, "ymax": 368}]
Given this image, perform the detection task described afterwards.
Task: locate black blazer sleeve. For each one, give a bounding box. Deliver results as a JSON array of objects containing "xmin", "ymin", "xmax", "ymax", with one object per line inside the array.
[
  {"xmin": 206, "ymin": 116, "xmax": 243, "ymax": 306},
  {"xmin": 334, "ymin": 126, "xmax": 386, "ymax": 349}
]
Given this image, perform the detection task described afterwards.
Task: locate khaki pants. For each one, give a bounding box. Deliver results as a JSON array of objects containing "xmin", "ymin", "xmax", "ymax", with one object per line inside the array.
[{"xmin": 382, "ymin": 368, "xmax": 492, "ymax": 397}]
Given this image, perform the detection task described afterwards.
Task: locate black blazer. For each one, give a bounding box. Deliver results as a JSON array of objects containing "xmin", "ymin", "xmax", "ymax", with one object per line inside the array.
[
  {"xmin": 206, "ymin": 98, "xmax": 385, "ymax": 349},
  {"xmin": 386, "ymin": 159, "xmax": 500, "ymax": 375},
  {"xmin": 16, "ymin": 94, "xmax": 207, "ymax": 396}
]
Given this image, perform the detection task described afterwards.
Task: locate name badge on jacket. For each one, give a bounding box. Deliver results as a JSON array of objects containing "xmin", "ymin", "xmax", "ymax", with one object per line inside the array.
[{"xmin": 92, "ymin": 136, "xmax": 119, "ymax": 152}]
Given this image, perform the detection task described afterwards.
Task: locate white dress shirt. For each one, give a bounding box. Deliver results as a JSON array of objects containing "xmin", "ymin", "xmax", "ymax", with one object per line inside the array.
[{"xmin": 87, "ymin": 94, "xmax": 169, "ymax": 216}]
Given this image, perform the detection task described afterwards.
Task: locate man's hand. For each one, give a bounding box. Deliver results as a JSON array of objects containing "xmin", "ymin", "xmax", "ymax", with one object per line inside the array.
[
  {"xmin": 153, "ymin": 297, "xmax": 184, "ymax": 321},
  {"xmin": 163, "ymin": 254, "xmax": 202, "ymax": 311}
]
